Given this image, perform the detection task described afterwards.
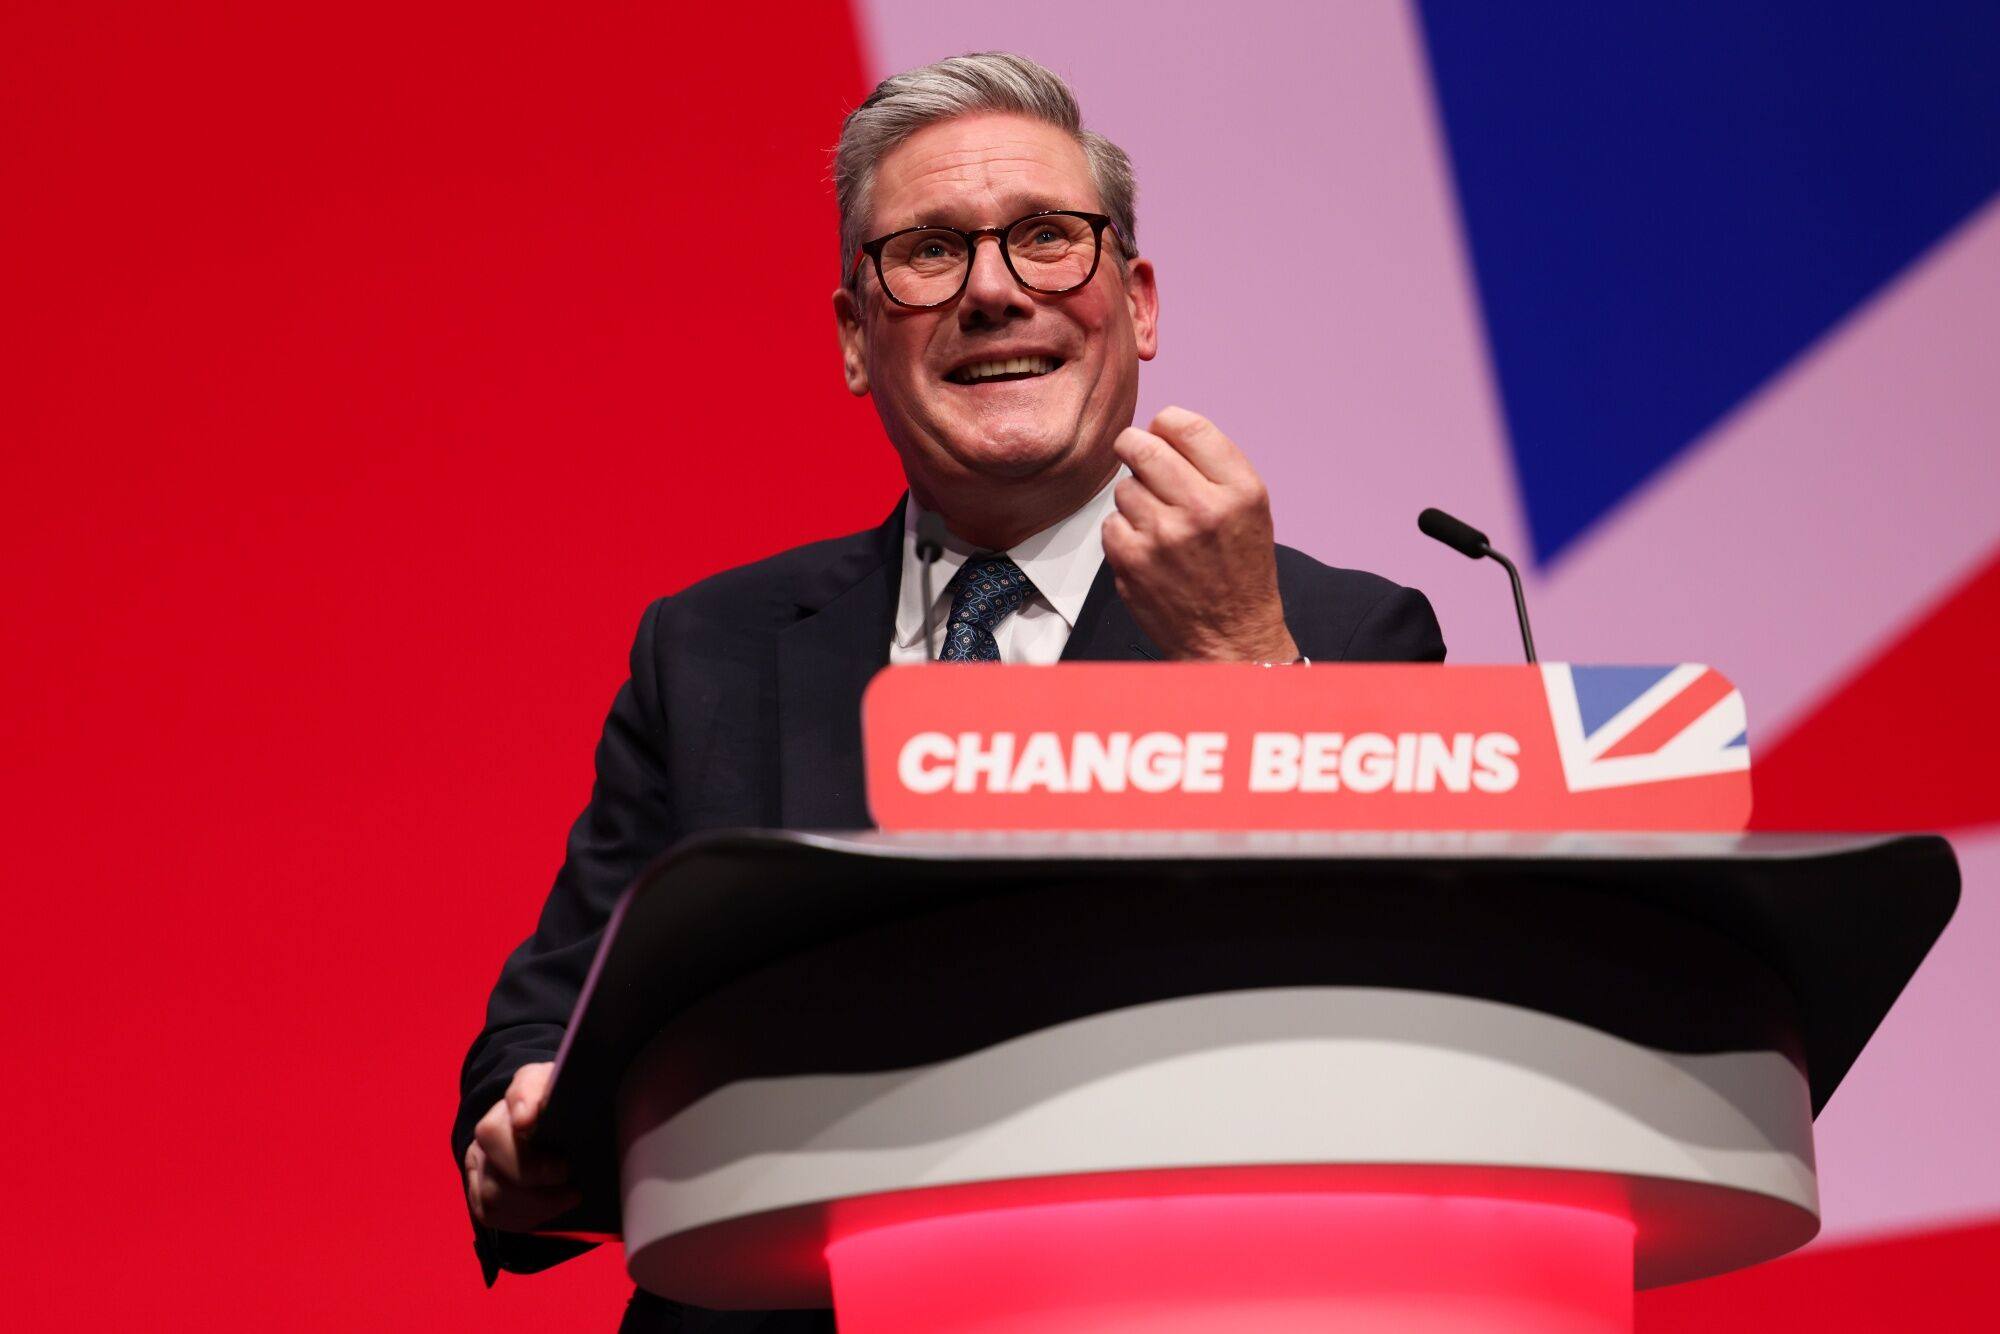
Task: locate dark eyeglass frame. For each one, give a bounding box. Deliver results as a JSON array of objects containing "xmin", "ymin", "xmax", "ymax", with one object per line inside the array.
[{"xmin": 852, "ymin": 210, "xmax": 1123, "ymax": 309}]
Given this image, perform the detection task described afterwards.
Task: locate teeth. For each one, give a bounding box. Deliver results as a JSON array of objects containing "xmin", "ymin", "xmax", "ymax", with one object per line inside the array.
[{"xmin": 957, "ymin": 356, "xmax": 1057, "ymax": 382}]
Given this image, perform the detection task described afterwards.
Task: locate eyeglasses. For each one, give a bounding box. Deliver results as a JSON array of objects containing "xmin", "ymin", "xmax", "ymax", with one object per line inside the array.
[{"xmin": 853, "ymin": 210, "xmax": 1122, "ymax": 309}]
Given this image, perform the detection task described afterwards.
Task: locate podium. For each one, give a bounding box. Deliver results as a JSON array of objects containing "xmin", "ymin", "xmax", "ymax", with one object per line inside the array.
[{"xmin": 538, "ymin": 827, "xmax": 1958, "ymax": 1333}]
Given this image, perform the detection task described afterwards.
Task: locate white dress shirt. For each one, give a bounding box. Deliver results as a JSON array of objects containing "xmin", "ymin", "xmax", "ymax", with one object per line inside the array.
[{"xmin": 890, "ymin": 470, "xmax": 1124, "ymax": 665}]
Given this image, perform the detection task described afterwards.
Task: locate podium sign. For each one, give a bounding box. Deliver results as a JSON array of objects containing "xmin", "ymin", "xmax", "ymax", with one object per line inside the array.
[{"xmin": 863, "ymin": 663, "xmax": 1751, "ymax": 831}]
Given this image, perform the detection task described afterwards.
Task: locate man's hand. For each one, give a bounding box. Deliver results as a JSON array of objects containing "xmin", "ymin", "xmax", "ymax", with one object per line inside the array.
[
  {"xmin": 464, "ymin": 1062, "xmax": 581, "ymax": 1233},
  {"xmin": 1103, "ymin": 406, "xmax": 1302, "ymax": 662}
]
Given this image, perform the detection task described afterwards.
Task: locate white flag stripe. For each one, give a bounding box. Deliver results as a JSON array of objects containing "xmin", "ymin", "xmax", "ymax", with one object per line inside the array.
[{"xmin": 1661, "ymin": 689, "xmax": 1750, "ymax": 762}]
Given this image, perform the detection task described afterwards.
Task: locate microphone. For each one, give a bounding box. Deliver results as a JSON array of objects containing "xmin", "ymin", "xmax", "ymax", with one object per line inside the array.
[
  {"xmin": 915, "ymin": 510, "xmax": 949, "ymax": 661},
  {"xmin": 1417, "ymin": 507, "xmax": 1538, "ymax": 663}
]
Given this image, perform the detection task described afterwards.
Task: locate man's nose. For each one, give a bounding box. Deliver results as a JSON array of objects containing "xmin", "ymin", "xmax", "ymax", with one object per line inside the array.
[{"xmin": 958, "ymin": 235, "xmax": 1030, "ymax": 325}]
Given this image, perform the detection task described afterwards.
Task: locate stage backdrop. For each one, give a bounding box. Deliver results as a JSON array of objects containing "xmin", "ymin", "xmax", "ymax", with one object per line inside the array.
[{"xmin": 3, "ymin": 2, "xmax": 1995, "ymax": 1328}]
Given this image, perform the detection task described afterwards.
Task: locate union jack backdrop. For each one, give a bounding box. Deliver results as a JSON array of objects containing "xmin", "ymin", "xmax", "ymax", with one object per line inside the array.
[{"xmin": 857, "ymin": 6, "xmax": 1999, "ymax": 1325}]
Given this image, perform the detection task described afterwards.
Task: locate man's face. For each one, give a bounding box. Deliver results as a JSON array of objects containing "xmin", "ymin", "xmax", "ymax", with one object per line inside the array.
[{"xmin": 834, "ymin": 113, "xmax": 1158, "ymax": 508}]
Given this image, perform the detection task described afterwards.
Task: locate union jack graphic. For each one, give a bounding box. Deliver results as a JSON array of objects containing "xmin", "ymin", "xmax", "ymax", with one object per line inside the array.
[{"xmin": 1542, "ymin": 664, "xmax": 1750, "ymax": 792}]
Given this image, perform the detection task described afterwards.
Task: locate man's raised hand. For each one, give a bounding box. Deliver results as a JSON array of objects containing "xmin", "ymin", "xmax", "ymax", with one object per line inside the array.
[
  {"xmin": 1102, "ymin": 406, "xmax": 1302, "ymax": 663},
  {"xmin": 464, "ymin": 1061, "xmax": 582, "ymax": 1233}
]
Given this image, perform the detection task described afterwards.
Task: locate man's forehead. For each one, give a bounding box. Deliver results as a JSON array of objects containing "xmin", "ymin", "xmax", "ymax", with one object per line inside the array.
[{"xmin": 872, "ymin": 113, "xmax": 1099, "ymax": 230}]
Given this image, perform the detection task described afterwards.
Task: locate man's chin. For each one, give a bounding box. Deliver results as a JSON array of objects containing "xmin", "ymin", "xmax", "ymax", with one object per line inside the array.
[
  {"xmin": 948, "ymin": 434, "xmax": 1075, "ymax": 479},
  {"xmin": 930, "ymin": 412, "xmax": 1080, "ymax": 479}
]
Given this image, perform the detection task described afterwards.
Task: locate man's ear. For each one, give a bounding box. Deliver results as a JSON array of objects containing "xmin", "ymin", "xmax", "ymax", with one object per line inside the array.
[
  {"xmin": 832, "ymin": 285, "xmax": 870, "ymax": 396},
  {"xmin": 1125, "ymin": 257, "xmax": 1159, "ymax": 361}
]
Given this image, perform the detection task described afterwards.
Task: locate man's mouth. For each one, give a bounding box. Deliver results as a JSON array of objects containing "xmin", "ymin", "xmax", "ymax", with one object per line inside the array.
[{"xmin": 944, "ymin": 355, "xmax": 1064, "ymax": 386}]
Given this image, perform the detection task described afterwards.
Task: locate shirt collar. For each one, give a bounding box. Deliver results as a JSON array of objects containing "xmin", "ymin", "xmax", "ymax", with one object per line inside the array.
[{"xmin": 893, "ymin": 468, "xmax": 1124, "ymax": 652}]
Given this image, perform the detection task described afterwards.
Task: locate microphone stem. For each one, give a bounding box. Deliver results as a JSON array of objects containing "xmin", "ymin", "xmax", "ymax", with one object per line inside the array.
[
  {"xmin": 919, "ymin": 546, "xmax": 940, "ymax": 661},
  {"xmin": 1487, "ymin": 548, "xmax": 1538, "ymax": 664}
]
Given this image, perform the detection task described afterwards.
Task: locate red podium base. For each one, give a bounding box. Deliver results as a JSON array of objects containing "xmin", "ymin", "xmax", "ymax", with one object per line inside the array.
[{"xmin": 826, "ymin": 1192, "xmax": 1636, "ymax": 1334}]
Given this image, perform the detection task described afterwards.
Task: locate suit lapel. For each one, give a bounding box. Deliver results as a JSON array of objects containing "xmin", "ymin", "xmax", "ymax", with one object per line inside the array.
[
  {"xmin": 1060, "ymin": 562, "xmax": 1162, "ymax": 662},
  {"xmin": 774, "ymin": 512, "xmax": 1152, "ymax": 829},
  {"xmin": 776, "ymin": 507, "xmax": 901, "ymax": 829}
]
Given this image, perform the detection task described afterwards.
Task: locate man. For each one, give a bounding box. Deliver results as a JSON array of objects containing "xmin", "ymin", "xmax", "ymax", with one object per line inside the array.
[{"xmin": 456, "ymin": 51, "xmax": 1444, "ymax": 1332}]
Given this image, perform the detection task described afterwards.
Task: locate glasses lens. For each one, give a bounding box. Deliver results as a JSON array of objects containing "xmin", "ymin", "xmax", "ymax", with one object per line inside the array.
[
  {"xmin": 879, "ymin": 228, "xmax": 969, "ymax": 305},
  {"xmin": 1006, "ymin": 214, "xmax": 1097, "ymax": 292}
]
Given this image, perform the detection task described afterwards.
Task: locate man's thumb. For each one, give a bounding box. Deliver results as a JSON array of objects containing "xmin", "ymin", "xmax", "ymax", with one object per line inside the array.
[
  {"xmin": 508, "ymin": 1070, "xmax": 548, "ymax": 1130},
  {"xmin": 510, "ymin": 1091, "xmax": 540, "ymax": 1129}
]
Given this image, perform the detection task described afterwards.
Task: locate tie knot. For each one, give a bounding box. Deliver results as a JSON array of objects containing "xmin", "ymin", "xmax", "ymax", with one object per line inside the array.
[{"xmin": 939, "ymin": 554, "xmax": 1031, "ymax": 661}]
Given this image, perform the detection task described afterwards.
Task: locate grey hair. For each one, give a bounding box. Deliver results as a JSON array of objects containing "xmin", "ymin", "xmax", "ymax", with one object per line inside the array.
[{"xmin": 833, "ymin": 51, "xmax": 1138, "ymax": 288}]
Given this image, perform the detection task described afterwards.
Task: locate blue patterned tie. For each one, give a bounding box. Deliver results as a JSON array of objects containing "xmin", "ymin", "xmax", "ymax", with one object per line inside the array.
[{"xmin": 938, "ymin": 554, "xmax": 1032, "ymax": 662}]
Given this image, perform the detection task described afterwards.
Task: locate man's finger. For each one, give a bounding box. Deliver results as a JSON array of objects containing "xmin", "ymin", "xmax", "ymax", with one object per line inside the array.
[
  {"xmin": 1111, "ymin": 474, "xmax": 1167, "ymax": 534},
  {"xmin": 484, "ymin": 1144, "xmax": 575, "ymax": 1190},
  {"xmin": 1148, "ymin": 405, "xmax": 1248, "ymax": 485},
  {"xmin": 1112, "ymin": 427, "xmax": 1206, "ymax": 507},
  {"xmin": 507, "ymin": 1062, "xmax": 555, "ymax": 1136},
  {"xmin": 476, "ymin": 1101, "xmax": 528, "ymax": 1181},
  {"xmin": 469, "ymin": 1152, "xmax": 583, "ymax": 1227},
  {"xmin": 476, "ymin": 1183, "xmax": 585, "ymax": 1234},
  {"xmin": 1101, "ymin": 511, "xmax": 1143, "ymax": 569},
  {"xmin": 464, "ymin": 1142, "xmax": 487, "ymax": 1216}
]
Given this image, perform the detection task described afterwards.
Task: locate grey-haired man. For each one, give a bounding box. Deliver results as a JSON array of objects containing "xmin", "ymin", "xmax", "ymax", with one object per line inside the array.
[{"xmin": 456, "ymin": 51, "xmax": 1443, "ymax": 1333}]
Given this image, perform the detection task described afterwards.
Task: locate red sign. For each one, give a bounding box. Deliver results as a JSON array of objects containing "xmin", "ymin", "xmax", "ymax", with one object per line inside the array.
[{"xmin": 862, "ymin": 663, "xmax": 1752, "ymax": 831}]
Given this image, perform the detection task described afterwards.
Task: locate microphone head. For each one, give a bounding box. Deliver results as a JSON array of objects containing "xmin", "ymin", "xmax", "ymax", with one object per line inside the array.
[
  {"xmin": 1418, "ymin": 507, "xmax": 1491, "ymax": 559},
  {"xmin": 914, "ymin": 509, "xmax": 949, "ymax": 560}
]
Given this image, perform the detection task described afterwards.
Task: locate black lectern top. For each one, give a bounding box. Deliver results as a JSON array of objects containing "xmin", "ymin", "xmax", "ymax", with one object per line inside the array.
[{"xmin": 538, "ymin": 829, "xmax": 1957, "ymax": 1229}]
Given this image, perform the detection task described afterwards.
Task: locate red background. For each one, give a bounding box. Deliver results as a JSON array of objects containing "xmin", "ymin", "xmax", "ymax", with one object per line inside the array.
[
  {"xmin": 3, "ymin": 6, "xmax": 893, "ymax": 1327},
  {"xmin": 4, "ymin": 4, "xmax": 1994, "ymax": 1328}
]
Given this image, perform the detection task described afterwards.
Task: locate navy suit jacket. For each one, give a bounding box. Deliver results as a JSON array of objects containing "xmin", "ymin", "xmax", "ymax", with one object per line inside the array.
[{"xmin": 453, "ymin": 503, "xmax": 1446, "ymax": 1331}]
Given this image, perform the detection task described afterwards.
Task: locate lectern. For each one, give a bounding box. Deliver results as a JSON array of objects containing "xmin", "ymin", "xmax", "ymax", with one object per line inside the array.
[{"xmin": 538, "ymin": 827, "xmax": 1957, "ymax": 1334}]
